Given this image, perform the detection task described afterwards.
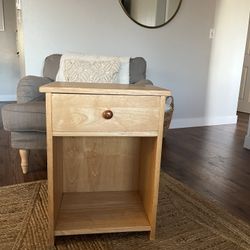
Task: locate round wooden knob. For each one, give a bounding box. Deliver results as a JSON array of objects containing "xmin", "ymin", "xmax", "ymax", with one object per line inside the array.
[{"xmin": 102, "ymin": 110, "xmax": 113, "ymax": 120}]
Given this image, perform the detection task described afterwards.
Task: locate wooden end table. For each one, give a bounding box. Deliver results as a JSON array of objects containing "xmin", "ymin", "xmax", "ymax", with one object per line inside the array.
[{"xmin": 40, "ymin": 82, "xmax": 171, "ymax": 247}]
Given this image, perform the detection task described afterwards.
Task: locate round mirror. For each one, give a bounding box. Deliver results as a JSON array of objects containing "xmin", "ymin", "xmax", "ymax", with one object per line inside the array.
[{"xmin": 120, "ymin": 0, "xmax": 182, "ymax": 28}]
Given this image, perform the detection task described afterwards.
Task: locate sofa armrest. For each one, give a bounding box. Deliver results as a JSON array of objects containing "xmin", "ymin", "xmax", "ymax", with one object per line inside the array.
[{"xmin": 17, "ymin": 76, "xmax": 53, "ymax": 104}]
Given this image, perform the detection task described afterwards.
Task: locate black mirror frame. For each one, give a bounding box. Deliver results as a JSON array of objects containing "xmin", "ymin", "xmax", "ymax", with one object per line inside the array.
[{"xmin": 119, "ymin": 0, "xmax": 182, "ymax": 29}]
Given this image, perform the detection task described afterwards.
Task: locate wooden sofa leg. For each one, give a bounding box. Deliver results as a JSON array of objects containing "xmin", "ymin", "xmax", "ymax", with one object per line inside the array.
[{"xmin": 19, "ymin": 149, "xmax": 30, "ymax": 174}]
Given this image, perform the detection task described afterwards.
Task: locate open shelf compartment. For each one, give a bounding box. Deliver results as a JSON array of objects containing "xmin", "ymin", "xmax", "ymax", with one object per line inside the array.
[{"xmin": 51, "ymin": 136, "xmax": 158, "ymax": 237}]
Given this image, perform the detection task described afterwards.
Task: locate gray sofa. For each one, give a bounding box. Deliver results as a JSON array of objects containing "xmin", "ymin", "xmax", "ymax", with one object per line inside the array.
[{"xmin": 2, "ymin": 54, "xmax": 161, "ymax": 174}]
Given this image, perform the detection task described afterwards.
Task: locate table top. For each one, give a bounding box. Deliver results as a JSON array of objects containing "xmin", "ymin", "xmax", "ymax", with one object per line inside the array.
[{"xmin": 40, "ymin": 82, "xmax": 171, "ymax": 96}]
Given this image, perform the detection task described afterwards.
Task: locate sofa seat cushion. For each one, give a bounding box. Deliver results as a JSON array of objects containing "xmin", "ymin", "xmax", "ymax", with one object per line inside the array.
[
  {"xmin": 11, "ymin": 132, "xmax": 46, "ymax": 149},
  {"xmin": 2, "ymin": 102, "xmax": 45, "ymax": 132}
]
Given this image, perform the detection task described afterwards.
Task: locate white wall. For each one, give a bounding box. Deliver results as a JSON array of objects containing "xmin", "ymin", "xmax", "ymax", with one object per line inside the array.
[
  {"xmin": 21, "ymin": 0, "xmax": 217, "ymax": 128},
  {"xmin": 0, "ymin": 0, "xmax": 20, "ymax": 101},
  {"xmin": 205, "ymin": 0, "xmax": 250, "ymax": 127}
]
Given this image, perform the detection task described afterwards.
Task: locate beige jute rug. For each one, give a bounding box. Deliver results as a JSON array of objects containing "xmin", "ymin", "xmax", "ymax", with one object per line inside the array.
[{"xmin": 1, "ymin": 172, "xmax": 250, "ymax": 250}]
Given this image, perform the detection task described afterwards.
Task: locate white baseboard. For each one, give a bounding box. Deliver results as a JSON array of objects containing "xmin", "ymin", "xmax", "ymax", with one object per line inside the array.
[
  {"xmin": 244, "ymin": 135, "xmax": 250, "ymax": 149},
  {"xmin": 0, "ymin": 95, "xmax": 16, "ymax": 101},
  {"xmin": 170, "ymin": 115, "xmax": 237, "ymax": 129}
]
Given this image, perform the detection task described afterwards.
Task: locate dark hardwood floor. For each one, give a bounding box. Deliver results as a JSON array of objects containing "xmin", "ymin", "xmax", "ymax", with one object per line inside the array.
[
  {"xmin": 162, "ymin": 112, "xmax": 250, "ymax": 224},
  {"xmin": 0, "ymin": 101, "xmax": 250, "ymax": 225}
]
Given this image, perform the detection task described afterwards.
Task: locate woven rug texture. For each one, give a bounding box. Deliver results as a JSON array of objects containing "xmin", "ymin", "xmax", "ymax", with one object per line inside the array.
[{"xmin": 0, "ymin": 172, "xmax": 250, "ymax": 250}]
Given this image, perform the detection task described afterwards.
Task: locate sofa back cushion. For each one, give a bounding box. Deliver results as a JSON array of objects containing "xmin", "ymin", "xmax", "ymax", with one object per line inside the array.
[
  {"xmin": 43, "ymin": 54, "xmax": 146, "ymax": 83},
  {"xmin": 129, "ymin": 57, "xmax": 146, "ymax": 83}
]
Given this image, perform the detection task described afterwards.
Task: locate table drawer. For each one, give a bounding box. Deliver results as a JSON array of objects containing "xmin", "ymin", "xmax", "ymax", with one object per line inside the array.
[{"xmin": 52, "ymin": 94, "xmax": 160, "ymax": 133}]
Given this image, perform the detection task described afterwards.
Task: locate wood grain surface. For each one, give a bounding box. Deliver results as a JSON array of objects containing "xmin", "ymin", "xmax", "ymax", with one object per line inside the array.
[
  {"xmin": 52, "ymin": 94, "xmax": 160, "ymax": 133},
  {"xmin": 40, "ymin": 82, "xmax": 171, "ymax": 96},
  {"xmin": 55, "ymin": 191, "xmax": 151, "ymax": 236},
  {"xmin": 60, "ymin": 137, "xmax": 140, "ymax": 192}
]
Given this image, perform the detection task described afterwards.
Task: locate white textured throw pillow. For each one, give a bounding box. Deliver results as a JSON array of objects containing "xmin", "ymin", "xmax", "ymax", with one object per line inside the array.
[{"xmin": 63, "ymin": 59, "xmax": 120, "ymax": 83}]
